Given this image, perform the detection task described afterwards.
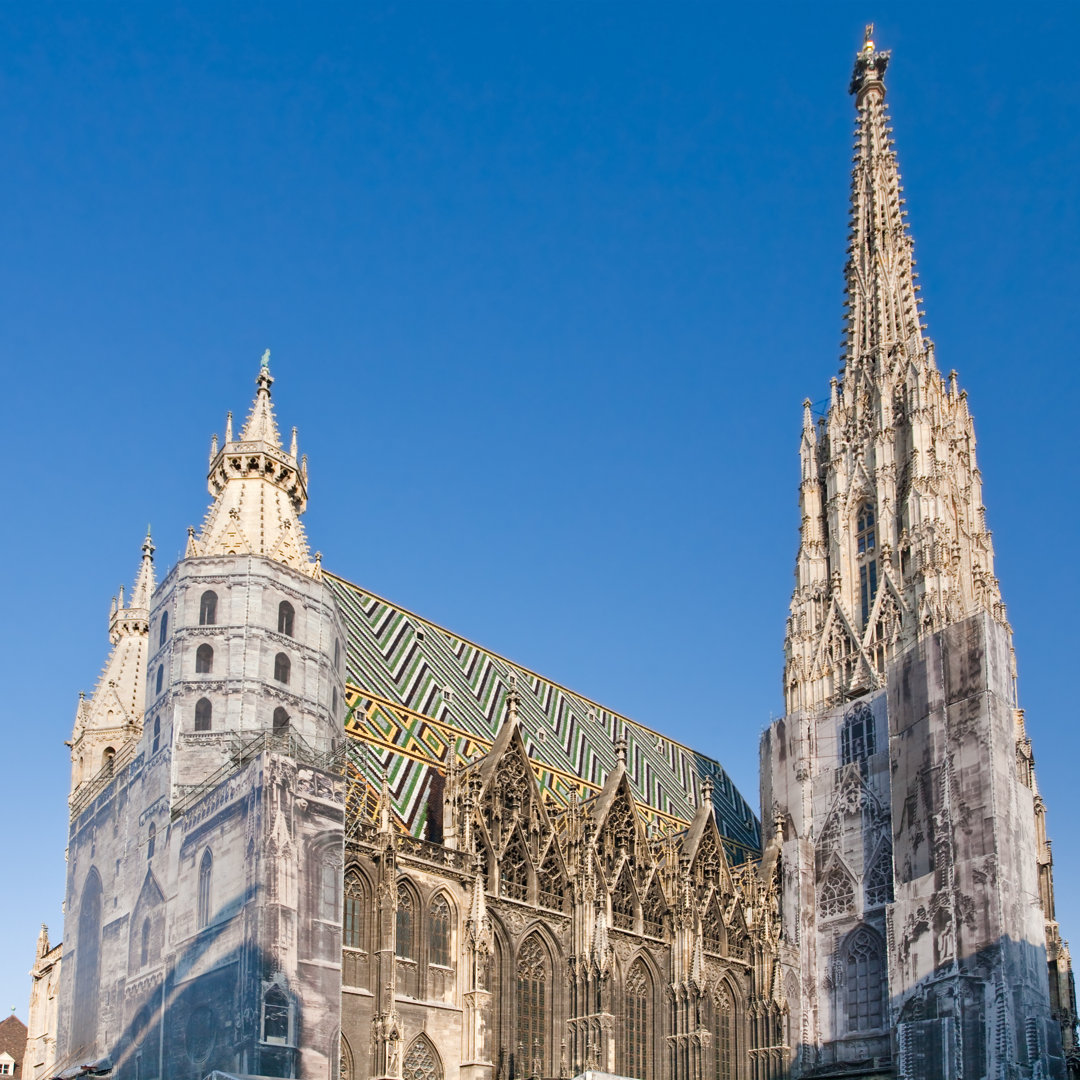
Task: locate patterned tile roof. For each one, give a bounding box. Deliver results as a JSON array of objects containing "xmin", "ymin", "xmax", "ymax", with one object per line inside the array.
[{"xmin": 328, "ymin": 572, "xmax": 762, "ymax": 863}]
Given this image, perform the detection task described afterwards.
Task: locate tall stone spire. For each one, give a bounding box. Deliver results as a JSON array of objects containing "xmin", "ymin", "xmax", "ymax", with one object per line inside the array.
[
  {"xmin": 69, "ymin": 531, "xmax": 156, "ymax": 798},
  {"xmin": 190, "ymin": 352, "xmax": 315, "ymax": 573},
  {"xmin": 843, "ymin": 25, "xmax": 924, "ymax": 373},
  {"xmin": 783, "ymin": 30, "xmax": 1008, "ymax": 715}
]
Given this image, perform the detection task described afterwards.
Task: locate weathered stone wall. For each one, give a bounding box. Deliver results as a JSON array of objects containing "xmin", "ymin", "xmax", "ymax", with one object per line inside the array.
[
  {"xmin": 55, "ymin": 552, "xmax": 346, "ymax": 1079},
  {"xmin": 763, "ymin": 613, "xmax": 1063, "ymax": 1078}
]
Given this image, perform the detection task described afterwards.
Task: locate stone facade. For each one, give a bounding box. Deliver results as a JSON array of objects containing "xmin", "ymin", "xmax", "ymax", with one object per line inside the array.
[
  {"xmin": 49, "ymin": 361, "xmax": 347, "ymax": 1079},
  {"xmin": 761, "ymin": 27, "xmax": 1077, "ymax": 1080},
  {"xmin": 29, "ymin": 27, "xmax": 1078, "ymax": 1080}
]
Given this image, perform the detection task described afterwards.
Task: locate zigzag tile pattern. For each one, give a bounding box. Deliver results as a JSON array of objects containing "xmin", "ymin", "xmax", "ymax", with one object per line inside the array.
[{"xmin": 327, "ymin": 572, "xmax": 762, "ymax": 863}]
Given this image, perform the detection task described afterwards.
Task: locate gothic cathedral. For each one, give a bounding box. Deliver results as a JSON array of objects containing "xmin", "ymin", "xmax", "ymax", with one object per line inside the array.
[{"xmin": 25, "ymin": 30, "xmax": 1077, "ymax": 1080}]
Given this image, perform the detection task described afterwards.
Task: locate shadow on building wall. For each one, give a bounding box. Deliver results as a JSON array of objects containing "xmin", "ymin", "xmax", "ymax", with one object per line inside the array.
[{"xmin": 792, "ymin": 933, "xmax": 1068, "ymax": 1080}]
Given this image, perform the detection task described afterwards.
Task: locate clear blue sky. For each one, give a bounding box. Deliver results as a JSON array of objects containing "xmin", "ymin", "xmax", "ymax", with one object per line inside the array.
[{"xmin": 1, "ymin": 4, "xmax": 1077, "ymax": 1017}]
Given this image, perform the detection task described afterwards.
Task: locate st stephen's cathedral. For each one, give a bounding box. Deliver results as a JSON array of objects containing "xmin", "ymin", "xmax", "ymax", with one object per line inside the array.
[{"xmin": 21, "ymin": 28, "xmax": 1080, "ymax": 1080}]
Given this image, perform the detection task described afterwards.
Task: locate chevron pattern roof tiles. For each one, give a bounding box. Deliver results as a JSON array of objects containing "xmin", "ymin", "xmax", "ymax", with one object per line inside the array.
[{"xmin": 327, "ymin": 571, "xmax": 761, "ymax": 862}]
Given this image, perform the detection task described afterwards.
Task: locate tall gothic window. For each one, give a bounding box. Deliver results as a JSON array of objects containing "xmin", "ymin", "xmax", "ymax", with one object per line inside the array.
[
  {"xmin": 611, "ymin": 868, "xmax": 636, "ymax": 931},
  {"xmin": 159, "ymin": 612, "xmax": 168, "ymax": 647},
  {"xmin": 703, "ymin": 898, "xmax": 725, "ymax": 954},
  {"xmin": 624, "ymin": 961, "xmax": 652, "ymax": 1080},
  {"xmin": 429, "ymin": 894, "xmax": 452, "ymax": 968},
  {"xmin": 844, "ymin": 926, "xmax": 885, "ymax": 1032},
  {"xmin": 500, "ymin": 833, "xmax": 529, "ymax": 902},
  {"xmin": 273, "ymin": 707, "xmax": 290, "ymax": 735},
  {"xmin": 152, "ymin": 716, "xmax": 160, "ymax": 754},
  {"xmin": 197, "ymin": 849, "xmax": 213, "ymax": 929},
  {"xmin": 155, "ymin": 665, "xmax": 164, "ymax": 695},
  {"xmin": 865, "ymin": 845, "xmax": 894, "ymax": 908},
  {"xmin": 278, "ymin": 601, "xmax": 295, "ymax": 637},
  {"xmin": 344, "ymin": 871, "xmax": 365, "ymax": 950},
  {"xmin": 140, "ymin": 917, "xmax": 151, "ymax": 968},
  {"xmin": 402, "ymin": 1034, "xmax": 442, "ymax": 1080},
  {"xmin": 72, "ymin": 870, "xmax": 103, "ymax": 1047},
  {"xmin": 147, "ymin": 822, "xmax": 156, "ymax": 860},
  {"xmin": 194, "ymin": 697, "xmax": 212, "ymax": 732},
  {"xmin": 274, "ymin": 652, "xmax": 291, "ymax": 684},
  {"xmin": 196, "ymin": 644, "xmax": 213, "ymax": 673},
  {"xmin": 516, "ymin": 935, "xmax": 550, "ymax": 1077},
  {"xmin": 396, "ymin": 885, "xmax": 415, "ymax": 960},
  {"xmin": 537, "ymin": 852, "xmax": 564, "ymax": 911},
  {"xmin": 642, "ymin": 881, "xmax": 665, "ymax": 937},
  {"xmin": 199, "ymin": 590, "xmax": 218, "ymax": 626},
  {"xmin": 840, "ymin": 703, "xmax": 875, "ymax": 767},
  {"xmin": 819, "ymin": 863, "xmax": 855, "ymax": 918},
  {"xmin": 857, "ymin": 504, "xmax": 878, "ymax": 627},
  {"xmin": 715, "ymin": 985, "xmax": 735, "ymax": 1080}
]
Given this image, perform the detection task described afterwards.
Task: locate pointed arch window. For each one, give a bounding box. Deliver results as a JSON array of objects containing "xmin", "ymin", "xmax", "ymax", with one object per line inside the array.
[
  {"xmin": 147, "ymin": 822, "xmax": 156, "ymax": 860},
  {"xmin": 159, "ymin": 612, "xmax": 168, "ymax": 647},
  {"xmin": 152, "ymin": 716, "xmax": 160, "ymax": 755},
  {"xmin": 403, "ymin": 1034, "xmax": 443, "ymax": 1080},
  {"xmin": 72, "ymin": 870, "xmax": 103, "ymax": 1047},
  {"xmin": 703, "ymin": 898, "xmax": 725, "ymax": 954},
  {"xmin": 714, "ymin": 985, "xmax": 735, "ymax": 1080},
  {"xmin": 841, "ymin": 702, "xmax": 876, "ymax": 767},
  {"xmin": 856, "ymin": 503, "xmax": 879, "ymax": 627},
  {"xmin": 102, "ymin": 746, "xmax": 116, "ymax": 775},
  {"xmin": 429, "ymin": 894, "xmax": 452, "ymax": 968},
  {"xmin": 515, "ymin": 935, "xmax": 550, "ymax": 1077},
  {"xmin": 155, "ymin": 666, "xmax": 164, "ymax": 695},
  {"xmin": 500, "ymin": 833, "xmax": 529, "ymax": 902},
  {"xmin": 262, "ymin": 985, "xmax": 292, "ymax": 1045},
  {"xmin": 273, "ymin": 707, "xmax": 290, "ymax": 735},
  {"xmin": 624, "ymin": 960, "xmax": 652, "ymax": 1080},
  {"xmin": 844, "ymin": 926, "xmax": 885, "ymax": 1032},
  {"xmin": 865, "ymin": 845, "xmax": 894, "ymax": 908},
  {"xmin": 140, "ymin": 917, "xmax": 151, "ymax": 968},
  {"xmin": 344, "ymin": 871, "xmax": 366, "ymax": 950},
  {"xmin": 274, "ymin": 652, "xmax": 291, "ymax": 684},
  {"xmin": 196, "ymin": 644, "xmax": 213, "ymax": 674},
  {"xmin": 611, "ymin": 868, "xmax": 636, "ymax": 931},
  {"xmin": 396, "ymin": 884, "xmax": 416, "ymax": 961},
  {"xmin": 199, "ymin": 590, "xmax": 218, "ymax": 626},
  {"xmin": 537, "ymin": 851, "xmax": 565, "ymax": 911},
  {"xmin": 194, "ymin": 697, "xmax": 212, "ymax": 732},
  {"xmin": 197, "ymin": 849, "xmax": 213, "ymax": 929},
  {"xmin": 642, "ymin": 881, "xmax": 665, "ymax": 937},
  {"xmin": 278, "ymin": 601, "xmax": 295, "ymax": 637},
  {"xmin": 819, "ymin": 863, "xmax": 855, "ymax": 918}
]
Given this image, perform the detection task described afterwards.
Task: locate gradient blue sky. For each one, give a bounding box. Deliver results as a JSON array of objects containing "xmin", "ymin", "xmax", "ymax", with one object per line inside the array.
[{"xmin": 2, "ymin": 4, "xmax": 1078, "ymax": 1016}]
